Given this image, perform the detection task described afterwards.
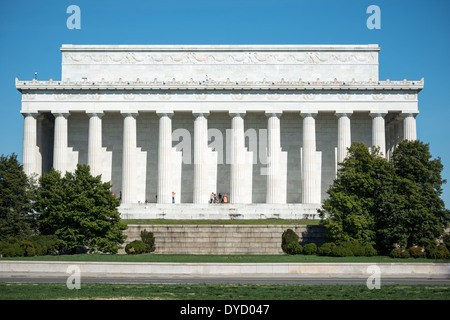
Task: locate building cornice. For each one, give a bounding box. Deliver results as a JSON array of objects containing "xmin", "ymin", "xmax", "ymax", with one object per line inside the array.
[
  {"xmin": 16, "ymin": 78, "xmax": 424, "ymax": 93},
  {"xmin": 60, "ymin": 44, "xmax": 381, "ymax": 52}
]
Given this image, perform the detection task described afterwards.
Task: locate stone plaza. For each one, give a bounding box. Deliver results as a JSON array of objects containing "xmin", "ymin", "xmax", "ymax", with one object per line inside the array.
[{"xmin": 17, "ymin": 44, "xmax": 423, "ymax": 219}]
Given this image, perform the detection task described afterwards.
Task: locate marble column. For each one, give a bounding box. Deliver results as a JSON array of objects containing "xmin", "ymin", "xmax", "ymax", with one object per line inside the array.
[
  {"xmin": 52, "ymin": 111, "xmax": 70, "ymax": 173},
  {"xmin": 157, "ymin": 112, "xmax": 173, "ymax": 204},
  {"xmin": 193, "ymin": 112, "xmax": 209, "ymax": 204},
  {"xmin": 87, "ymin": 112, "xmax": 103, "ymax": 177},
  {"xmin": 229, "ymin": 112, "xmax": 251, "ymax": 204},
  {"xmin": 22, "ymin": 112, "xmax": 39, "ymax": 177},
  {"xmin": 402, "ymin": 112, "xmax": 418, "ymax": 141},
  {"xmin": 266, "ymin": 112, "xmax": 282, "ymax": 204},
  {"xmin": 121, "ymin": 111, "xmax": 138, "ymax": 204},
  {"xmin": 301, "ymin": 112, "xmax": 318, "ymax": 204},
  {"xmin": 335, "ymin": 112, "xmax": 352, "ymax": 164},
  {"xmin": 370, "ymin": 112, "xmax": 387, "ymax": 157}
]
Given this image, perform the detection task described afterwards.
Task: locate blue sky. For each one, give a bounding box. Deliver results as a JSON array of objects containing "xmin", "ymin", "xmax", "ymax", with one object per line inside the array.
[{"xmin": 1, "ymin": 0, "xmax": 449, "ymax": 205}]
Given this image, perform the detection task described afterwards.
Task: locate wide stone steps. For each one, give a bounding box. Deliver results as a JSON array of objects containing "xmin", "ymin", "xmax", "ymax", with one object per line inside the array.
[{"xmin": 123, "ymin": 225, "xmax": 326, "ymax": 254}]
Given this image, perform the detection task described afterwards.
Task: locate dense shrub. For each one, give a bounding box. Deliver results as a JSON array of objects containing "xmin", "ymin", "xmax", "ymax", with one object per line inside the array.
[
  {"xmin": 140, "ymin": 229, "xmax": 155, "ymax": 253},
  {"xmin": 339, "ymin": 241, "xmax": 363, "ymax": 256},
  {"xmin": 125, "ymin": 240, "xmax": 147, "ymax": 254},
  {"xmin": 409, "ymin": 246, "xmax": 425, "ymax": 258},
  {"xmin": 332, "ymin": 241, "xmax": 377, "ymax": 257},
  {"xmin": 285, "ymin": 242, "xmax": 303, "ymax": 255},
  {"xmin": 390, "ymin": 248, "xmax": 410, "ymax": 258},
  {"xmin": 318, "ymin": 242, "xmax": 336, "ymax": 256},
  {"xmin": 425, "ymin": 242, "xmax": 438, "ymax": 259},
  {"xmin": 303, "ymin": 243, "xmax": 317, "ymax": 255},
  {"xmin": 427, "ymin": 244, "xmax": 450, "ymax": 260},
  {"xmin": 19, "ymin": 240, "xmax": 37, "ymax": 256},
  {"xmin": 29, "ymin": 235, "xmax": 59, "ymax": 255},
  {"xmin": 363, "ymin": 244, "xmax": 378, "ymax": 257},
  {"xmin": 0, "ymin": 241, "xmax": 25, "ymax": 257},
  {"xmin": 281, "ymin": 229, "xmax": 299, "ymax": 254},
  {"xmin": 331, "ymin": 245, "xmax": 353, "ymax": 257},
  {"xmin": 0, "ymin": 235, "xmax": 60, "ymax": 257}
]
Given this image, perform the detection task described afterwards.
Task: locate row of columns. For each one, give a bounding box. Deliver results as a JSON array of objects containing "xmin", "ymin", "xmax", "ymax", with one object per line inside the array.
[{"xmin": 22, "ymin": 110, "xmax": 418, "ymax": 204}]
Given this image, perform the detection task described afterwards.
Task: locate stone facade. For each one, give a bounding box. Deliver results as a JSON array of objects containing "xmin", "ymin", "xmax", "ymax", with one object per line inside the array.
[
  {"xmin": 123, "ymin": 224, "xmax": 326, "ymax": 255},
  {"xmin": 17, "ymin": 44, "xmax": 423, "ymax": 219}
]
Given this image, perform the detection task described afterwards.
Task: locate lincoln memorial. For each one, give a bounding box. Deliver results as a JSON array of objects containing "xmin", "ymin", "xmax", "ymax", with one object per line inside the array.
[{"xmin": 16, "ymin": 44, "xmax": 423, "ymax": 219}]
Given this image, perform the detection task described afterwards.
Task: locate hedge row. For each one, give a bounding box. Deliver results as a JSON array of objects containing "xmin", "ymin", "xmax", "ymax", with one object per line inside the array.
[
  {"xmin": 282, "ymin": 228, "xmax": 450, "ymax": 259},
  {"xmin": 0, "ymin": 235, "xmax": 59, "ymax": 257},
  {"xmin": 390, "ymin": 244, "xmax": 449, "ymax": 259},
  {"xmin": 281, "ymin": 229, "xmax": 377, "ymax": 257}
]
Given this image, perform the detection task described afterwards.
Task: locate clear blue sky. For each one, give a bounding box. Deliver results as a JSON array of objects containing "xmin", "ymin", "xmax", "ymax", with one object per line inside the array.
[{"xmin": 1, "ymin": 0, "xmax": 449, "ymax": 205}]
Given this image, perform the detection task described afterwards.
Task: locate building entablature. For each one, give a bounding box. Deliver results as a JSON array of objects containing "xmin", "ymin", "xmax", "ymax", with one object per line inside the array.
[{"xmin": 16, "ymin": 78, "xmax": 424, "ymax": 92}]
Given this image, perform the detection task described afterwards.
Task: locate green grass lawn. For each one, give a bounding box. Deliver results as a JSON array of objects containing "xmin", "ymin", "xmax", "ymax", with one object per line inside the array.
[{"xmin": 0, "ymin": 282, "xmax": 448, "ymax": 300}]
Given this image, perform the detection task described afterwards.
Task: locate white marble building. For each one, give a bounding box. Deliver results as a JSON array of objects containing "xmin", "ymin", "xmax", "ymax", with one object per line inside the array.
[{"xmin": 17, "ymin": 44, "xmax": 422, "ymax": 219}]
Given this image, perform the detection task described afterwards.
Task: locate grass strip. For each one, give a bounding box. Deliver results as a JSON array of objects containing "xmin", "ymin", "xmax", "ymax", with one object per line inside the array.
[{"xmin": 0, "ymin": 282, "xmax": 449, "ymax": 300}]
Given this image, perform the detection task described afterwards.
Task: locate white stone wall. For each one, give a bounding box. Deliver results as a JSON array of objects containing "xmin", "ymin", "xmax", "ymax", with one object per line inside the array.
[{"xmin": 61, "ymin": 45, "xmax": 379, "ymax": 83}]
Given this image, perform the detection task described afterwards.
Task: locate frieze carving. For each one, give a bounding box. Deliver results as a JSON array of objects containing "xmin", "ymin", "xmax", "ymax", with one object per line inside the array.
[
  {"xmin": 23, "ymin": 93, "xmax": 36, "ymax": 101},
  {"xmin": 157, "ymin": 93, "xmax": 172, "ymax": 100},
  {"xmin": 54, "ymin": 94, "xmax": 67, "ymax": 101},
  {"xmin": 123, "ymin": 93, "xmax": 135, "ymax": 100},
  {"xmin": 194, "ymin": 93, "xmax": 207, "ymax": 100},
  {"xmin": 231, "ymin": 93, "xmax": 244, "ymax": 100},
  {"xmin": 302, "ymin": 93, "xmax": 316, "ymax": 101},
  {"xmin": 372, "ymin": 93, "xmax": 385, "ymax": 100},
  {"xmin": 404, "ymin": 94, "xmax": 416, "ymax": 100},
  {"xmin": 337, "ymin": 93, "xmax": 351, "ymax": 100},
  {"xmin": 266, "ymin": 94, "xmax": 280, "ymax": 100},
  {"xmin": 62, "ymin": 51, "xmax": 377, "ymax": 65}
]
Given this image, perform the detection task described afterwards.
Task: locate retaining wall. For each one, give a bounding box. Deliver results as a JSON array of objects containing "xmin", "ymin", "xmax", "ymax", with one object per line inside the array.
[{"xmin": 123, "ymin": 224, "xmax": 326, "ymax": 254}]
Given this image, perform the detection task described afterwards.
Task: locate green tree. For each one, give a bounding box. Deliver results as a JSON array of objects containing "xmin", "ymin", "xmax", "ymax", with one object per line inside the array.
[
  {"xmin": 0, "ymin": 153, "xmax": 37, "ymax": 241},
  {"xmin": 376, "ymin": 140, "xmax": 450, "ymax": 251},
  {"xmin": 319, "ymin": 142, "xmax": 395, "ymax": 246},
  {"xmin": 36, "ymin": 164, "xmax": 127, "ymax": 254}
]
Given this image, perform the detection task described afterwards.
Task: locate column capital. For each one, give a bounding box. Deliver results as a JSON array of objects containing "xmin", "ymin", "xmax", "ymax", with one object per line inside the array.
[
  {"xmin": 120, "ymin": 111, "xmax": 139, "ymax": 118},
  {"xmin": 20, "ymin": 111, "xmax": 39, "ymax": 118},
  {"xmin": 193, "ymin": 111, "xmax": 210, "ymax": 118},
  {"xmin": 400, "ymin": 111, "xmax": 419, "ymax": 118},
  {"xmin": 335, "ymin": 111, "xmax": 353, "ymax": 118},
  {"xmin": 300, "ymin": 111, "xmax": 318, "ymax": 118},
  {"xmin": 229, "ymin": 111, "xmax": 246, "ymax": 118},
  {"xmin": 369, "ymin": 111, "xmax": 387, "ymax": 118},
  {"xmin": 265, "ymin": 111, "xmax": 282, "ymax": 118},
  {"xmin": 51, "ymin": 111, "xmax": 70, "ymax": 118},
  {"xmin": 156, "ymin": 111, "xmax": 174, "ymax": 118},
  {"xmin": 86, "ymin": 111, "xmax": 104, "ymax": 118}
]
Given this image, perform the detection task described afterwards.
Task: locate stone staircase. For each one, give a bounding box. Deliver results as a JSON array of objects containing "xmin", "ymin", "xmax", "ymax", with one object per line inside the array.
[{"xmin": 123, "ymin": 224, "xmax": 326, "ymax": 254}]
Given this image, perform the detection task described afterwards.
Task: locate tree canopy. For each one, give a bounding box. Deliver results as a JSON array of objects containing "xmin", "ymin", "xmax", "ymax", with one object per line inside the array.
[
  {"xmin": 36, "ymin": 164, "xmax": 127, "ymax": 254},
  {"xmin": 0, "ymin": 153, "xmax": 37, "ymax": 241},
  {"xmin": 319, "ymin": 140, "xmax": 450, "ymax": 253}
]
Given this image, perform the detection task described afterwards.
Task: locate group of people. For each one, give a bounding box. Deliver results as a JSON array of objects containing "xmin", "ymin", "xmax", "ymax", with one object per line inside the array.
[
  {"xmin": 210, "ymin": 192, "xmax": 228, "ymax": 204},
  {"xmin": 116, "ymin": 191, "xmax": 229, "ymax": 204}
]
